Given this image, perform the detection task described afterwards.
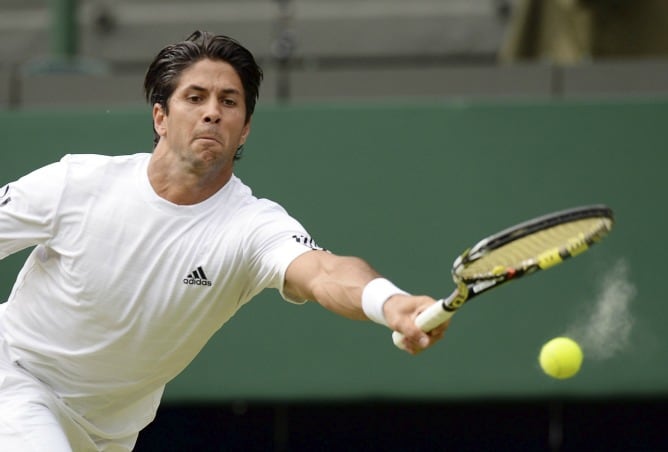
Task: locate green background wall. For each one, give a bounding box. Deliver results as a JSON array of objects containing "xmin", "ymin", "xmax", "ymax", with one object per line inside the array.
[{"xmin": 1, "ymin": 99, "xmax": 665, "ymax": 402}]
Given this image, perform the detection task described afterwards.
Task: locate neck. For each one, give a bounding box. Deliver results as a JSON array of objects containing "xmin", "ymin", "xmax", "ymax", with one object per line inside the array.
[{"xmin": 147, "ymin": 145, "xmax": 233, "ymax": 205}]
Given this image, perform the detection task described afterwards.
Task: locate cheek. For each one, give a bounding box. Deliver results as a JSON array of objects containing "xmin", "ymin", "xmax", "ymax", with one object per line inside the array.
[{"xmin": 166, "ymin": 116, "xmax": 191, "ymax": 141}]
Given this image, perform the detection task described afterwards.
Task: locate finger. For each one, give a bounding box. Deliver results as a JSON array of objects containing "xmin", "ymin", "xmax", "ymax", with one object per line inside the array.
[
  {"xmin": 428, "ymin": 320, "xmax": 450, "ymax": 338},
  {"xmin": 399, "ymin": 330, "xmax": 431, "ymax": 354},
  {"xmin": 402, "ymin": 319, "xmax": 449, "ymax": 354}
]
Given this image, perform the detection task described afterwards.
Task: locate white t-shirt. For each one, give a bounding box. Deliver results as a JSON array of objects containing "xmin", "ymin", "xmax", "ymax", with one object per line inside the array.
[{"xmin": 0, "ymin": 153, "xmax": 319, "ymax": 439}]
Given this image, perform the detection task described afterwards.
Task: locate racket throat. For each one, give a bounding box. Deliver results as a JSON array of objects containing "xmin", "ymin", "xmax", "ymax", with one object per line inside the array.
[{"xmin": 442, "ymin": 281, "xmax": 470, "ymax": 311}]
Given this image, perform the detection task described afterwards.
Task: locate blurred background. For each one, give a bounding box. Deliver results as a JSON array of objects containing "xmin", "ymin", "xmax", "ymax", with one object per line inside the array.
[
  {"xmin": 1, "ymin": 0, "xmax": 668, "ymax": 450},
  {"xmin": 2, "ymin": 0, "xmax": 668, "ymax": 107}
]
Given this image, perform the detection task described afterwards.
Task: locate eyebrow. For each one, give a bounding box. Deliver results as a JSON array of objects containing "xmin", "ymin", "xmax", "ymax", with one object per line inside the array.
[{"xmin": 185, "ymin": 84, "xmax": 241, "ymax": 96}]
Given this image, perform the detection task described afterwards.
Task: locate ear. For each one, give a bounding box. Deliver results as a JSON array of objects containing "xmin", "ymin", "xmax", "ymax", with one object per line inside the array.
[
  {"xmin": 152, "ymin": 103, "xmax": 168, "ymax": 139},
  {"xmin": 239, "ymin": 119, "xmax": 252, "ymax": 146}
]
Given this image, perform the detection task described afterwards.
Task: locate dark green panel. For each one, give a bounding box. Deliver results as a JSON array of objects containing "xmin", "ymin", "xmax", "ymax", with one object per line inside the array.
[{"xmin": 0, "ymin": 99, "xmax": 665, "ymax": 402}]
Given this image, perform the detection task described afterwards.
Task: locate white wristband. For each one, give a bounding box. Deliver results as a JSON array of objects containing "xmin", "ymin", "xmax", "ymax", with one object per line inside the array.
[{"xmin": 362, "ymin": 278, "xmax": 409, "ymax": 327}]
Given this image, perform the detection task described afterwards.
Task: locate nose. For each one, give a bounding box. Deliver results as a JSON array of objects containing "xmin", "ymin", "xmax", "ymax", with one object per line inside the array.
[
  {"xmin": 203, "ymin": 100, "xmax": 222, "ymax": 124},
  {"xmin": 204, "ymin": 114, "xmax": 221, "ymax": 124}
]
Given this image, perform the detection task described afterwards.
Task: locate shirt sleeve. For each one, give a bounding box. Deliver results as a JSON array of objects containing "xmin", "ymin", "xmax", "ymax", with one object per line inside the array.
[
  {"xmin": 244, "ymin": 201, "xmax": 326, "ymax": 304},
  {"xmin": 0, "ymin": 161, "xmax": 66, "ymax": 260}
]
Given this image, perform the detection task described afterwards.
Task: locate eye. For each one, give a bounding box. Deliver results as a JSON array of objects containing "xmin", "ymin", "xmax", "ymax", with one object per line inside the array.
[
  {"xmin": 186, "ymin": 94, "xmax": 202, "ymax": 103},
  {"xmin": 222, "ymin": 98, "xmax": 237, "ymax": 107}
]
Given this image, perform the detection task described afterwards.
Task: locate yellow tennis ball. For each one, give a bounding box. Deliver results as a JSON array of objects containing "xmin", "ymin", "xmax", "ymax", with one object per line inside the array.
[{"xmin": 539, "ymin": 337, "xmax": 583, "ymax": 379}]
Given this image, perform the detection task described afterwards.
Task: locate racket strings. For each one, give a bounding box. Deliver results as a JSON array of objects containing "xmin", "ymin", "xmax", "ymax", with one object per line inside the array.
[{"xmin": 458, "ymin": 217, "xmax": 612, "ymax": 279}]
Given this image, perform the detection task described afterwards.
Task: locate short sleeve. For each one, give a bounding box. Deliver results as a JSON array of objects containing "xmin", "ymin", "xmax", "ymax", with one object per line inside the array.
[
  {"xmin": 244, "ymin": 202, "xmax": 326, "ymax": 304},
  {"xmin": 0, "ymin": 160, "xmax": 66, "ymax": 259}
]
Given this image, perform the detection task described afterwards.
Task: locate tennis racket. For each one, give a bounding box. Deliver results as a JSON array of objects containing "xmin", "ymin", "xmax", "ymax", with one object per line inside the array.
[{"xmin": 393, "ymin": 204, "xmax": 614, "ymax": 349}]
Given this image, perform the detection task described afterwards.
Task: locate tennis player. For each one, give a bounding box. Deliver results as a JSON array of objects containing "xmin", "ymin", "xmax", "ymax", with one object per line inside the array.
[{"xmin": 0, "ymin": 31, "xmax": 447, "ymax": 450}]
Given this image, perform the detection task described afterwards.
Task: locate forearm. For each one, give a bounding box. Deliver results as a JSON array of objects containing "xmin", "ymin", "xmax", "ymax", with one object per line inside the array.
[
  {"xmin": 309, "ymin": 256, "xmax": 380, "ymax": 320},
  {"xmin": 284, "ymin": 252, "xmax": 379, "ymax": 320},
  {"xmin": 285, "ymin": 250, "xmax": 446, "ymax": 354}
]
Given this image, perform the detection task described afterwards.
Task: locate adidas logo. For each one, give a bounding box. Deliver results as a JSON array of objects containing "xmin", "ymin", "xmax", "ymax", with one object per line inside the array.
[
  {"xmin": 0, "ymin": 186, "xmax": 10, "ymax": 207},
  {"xmin": 292, "ymin": 234, "xmax": 325, "ymax": 251},
  {"xmin": 183, "ymin": 266, "xmax": 212, "ymax": 287}
]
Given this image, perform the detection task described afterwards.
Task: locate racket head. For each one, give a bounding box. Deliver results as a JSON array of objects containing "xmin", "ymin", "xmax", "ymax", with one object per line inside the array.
[
  {"xmin": 452, "ymin": 204, "xmax": 614, "ymax": 285},
  {"xmin": 393, "ymin": 205, "xmax": 614, "ymax": 350}
]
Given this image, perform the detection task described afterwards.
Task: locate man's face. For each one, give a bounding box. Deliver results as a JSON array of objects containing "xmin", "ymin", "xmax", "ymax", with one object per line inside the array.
[{"xmin": 153, "ymin": 58, "xmax": 251, "ymax": 174}]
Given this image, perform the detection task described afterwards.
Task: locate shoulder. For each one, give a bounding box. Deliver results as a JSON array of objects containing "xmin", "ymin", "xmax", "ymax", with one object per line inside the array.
[
  {"xmin": 4, "ymin": 155, "xmax": 142, "ymax": 218},
  {"xmin": 230, "ymin": 178, "xmax": 292, "ymax": 220},
  {"xmin": 60, "ymin": 153, "xmax": 149, "ymax": 176},
  {"xmin": 220, "ymin": 177, "xmax": 305, "ymax": 237},
  {"xmin": 225, "ymin": 176, "xmax": 285, "ymax": 214},
  {"xmin": 54, "ymin": 154, "xmax": 149, "ymax": 193}
]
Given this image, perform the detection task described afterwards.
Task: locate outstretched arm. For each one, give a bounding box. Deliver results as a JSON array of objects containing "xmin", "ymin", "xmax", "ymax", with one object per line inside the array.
[{"xmin": 283, "ymin": 250, "xmax": 448, "ymax": 354}]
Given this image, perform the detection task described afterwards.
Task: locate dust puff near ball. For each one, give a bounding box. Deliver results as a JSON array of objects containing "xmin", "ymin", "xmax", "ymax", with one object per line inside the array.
[{"xmin": 539, "ymin": 337, "xmax": 583, "ymax": 379}]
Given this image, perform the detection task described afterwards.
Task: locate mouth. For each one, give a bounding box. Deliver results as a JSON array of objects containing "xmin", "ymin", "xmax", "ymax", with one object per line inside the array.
[{"xmin": 194, "ymin": 135, "xmax": 222, "ymax": 145}]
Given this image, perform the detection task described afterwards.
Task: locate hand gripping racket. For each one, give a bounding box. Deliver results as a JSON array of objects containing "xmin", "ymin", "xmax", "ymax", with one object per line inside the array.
[{"xmin": 392, "ymin": 204, "xmax": 614, "ymax": 349}]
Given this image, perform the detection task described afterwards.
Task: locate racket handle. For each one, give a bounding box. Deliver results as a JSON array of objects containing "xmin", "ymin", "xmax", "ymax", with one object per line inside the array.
[{"xmin": 392, "ymin": 298, "xmax": 455, "ymax": 350}]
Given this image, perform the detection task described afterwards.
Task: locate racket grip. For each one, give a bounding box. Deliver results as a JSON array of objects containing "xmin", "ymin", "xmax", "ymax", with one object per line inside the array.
[{"xmin": 392, "ymin": 300, "xmax": 454, "ymax": 350}]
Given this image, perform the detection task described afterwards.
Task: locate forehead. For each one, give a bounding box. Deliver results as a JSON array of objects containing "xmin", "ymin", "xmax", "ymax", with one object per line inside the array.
[{"xmin": 175, "ymin": 58, "xmax": 244, "ymax": 93}]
